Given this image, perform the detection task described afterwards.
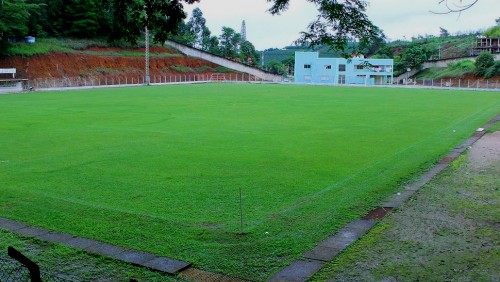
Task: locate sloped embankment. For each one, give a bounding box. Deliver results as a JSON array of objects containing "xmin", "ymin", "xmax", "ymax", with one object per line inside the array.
[{"xmin": 0, "ymin": 46, "xmax": 239, "ymax": 81}]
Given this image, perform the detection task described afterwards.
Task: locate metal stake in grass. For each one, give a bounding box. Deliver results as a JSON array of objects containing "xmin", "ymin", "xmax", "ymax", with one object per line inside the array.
[{"xmin": 239, "ymin": 186, "xmax": 244, "ymax": 235}]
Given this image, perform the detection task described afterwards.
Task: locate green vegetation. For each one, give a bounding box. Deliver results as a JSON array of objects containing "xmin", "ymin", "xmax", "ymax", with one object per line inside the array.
[
  {"xmin": 0, "ymin": 84, "xmax": 499, "ymax": 280},
  {"xmin": 483, "ymin": 26, "xmax": 500, "ymax": 38},
  {"xmin": 1, "ymin": 37, "xmax": 181, "ymax": 57},
  {"xmin": 475, "ymin": 52, "xmax": 495, "ymax": 76},
  {"xmin": 415, "ymin": 60, "xmax": 475, "ymax": 79}
]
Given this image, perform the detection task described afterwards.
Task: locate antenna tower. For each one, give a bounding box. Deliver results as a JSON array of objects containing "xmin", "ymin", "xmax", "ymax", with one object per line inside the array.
[{"xmin": 241, "ymin": 20, "xmax": 247, "ymax": 42}]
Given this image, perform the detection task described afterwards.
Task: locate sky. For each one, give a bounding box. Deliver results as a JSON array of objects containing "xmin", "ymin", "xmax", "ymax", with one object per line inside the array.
[{"xmin": 185, "ymin": 0, "xmax": 500, "ymax": 50}]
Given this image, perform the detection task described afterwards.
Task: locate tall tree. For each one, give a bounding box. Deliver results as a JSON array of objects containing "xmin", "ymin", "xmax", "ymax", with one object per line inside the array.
[
  {"xmin": 187, "ymin": 7, "xmax": 207, "ymax": 48},
  {"xmin": 239, "ymin": 40, "xmax": 259, "ymax": 65},
  {"xmin": 65, "ymin": 0, "xmax": 100, "ymax": 37},
  {"xmin": 0, "ymin": 0, "xmax": 38, "ymax": 39},
  {"xmin": 439, "ymin": 27, "xmax": 449, "ymax": 37},
  {"xmin": 267, "ymin": 0, "xmax": 379, "ymax": 55},
  {"xmin": 218, "ymin": 27, "xmax": 241, "ymax": 58},
  {"xmin": 400, "ymin": 45, "xmax": 431, "ymax": 70},
  {"xmin": 110, "ymin": 0, "xmax": 199, "ymax": 45}
]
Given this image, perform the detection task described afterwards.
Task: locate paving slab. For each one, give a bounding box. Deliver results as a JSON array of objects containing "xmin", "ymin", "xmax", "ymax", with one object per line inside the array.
[
  {"xmin": 144, "ymin": 257, "xmax": 192, "ymax": 274},
  {"xmin": 84, "ymin": 242, "xmax": 126, "ymax": 257},
  {"xmin": 65, "ymin": 237, "xmax": 97, "ymax": 250},
  {"xmin": 342, "ymin": 220, "xmax": 376, "ymax": 231},
  {"xmin": 15, "ymin": 226, "xmax": 49, "ymax": 237},
  {"xmin": 303, "ymin": 245, "xmax": 341, "ymax": 262},
  {"xmin": 36, "ymin": 231, "xmax": 74, "ymax": 244},
  {"xmin": 111, "ymin": 250, "xmax": 156, "ymax": 265},
  {"xmin": 267, "ymin": 259, "xmax": 325, "ymax": 282},
  {"xmin": 0, "ymin": 217, "xmax": 28, "ymax": 231}
]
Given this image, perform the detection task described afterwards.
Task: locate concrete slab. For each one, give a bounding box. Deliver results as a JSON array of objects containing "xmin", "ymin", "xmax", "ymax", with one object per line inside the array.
[
  {"xmin": 15, "ymin": 226, "xmax": 49, "ymax": 237},
  {"xmin": 343, "ymin": 220, "xmax": 376, "ymax": 231},
  {"xmin": 112, "ymin": 250, "xmax": 157, "ymax": 265},
  {"xmin": 65, "ymin": 237, "xmax": 97, "ymax": 250},
  {"xmin": 84, "ymin": 242, "xmax": 126, "ymax": 257},
  {"xmin": 267, "ymin": 259, "xmax": 325, "ymax": 282},
  {"xmin": 143, "ymin": 257, "xmax": 192, "ymax": 274},
  {"xmin": 37, "ymin": 231, "xmax": 74, "ymax": 244},
  {"xmin": 0, "ymin": 217, "xmax": 28, "ymax": 231},
  {"xmin": 303, "ymin": 245, "xmax": 341, "ymax": 262}
]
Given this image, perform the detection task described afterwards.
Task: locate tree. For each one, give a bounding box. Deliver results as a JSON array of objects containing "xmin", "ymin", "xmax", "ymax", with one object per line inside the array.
[
  {"xmin": 474, "ymin": 52, "xmax": 494, "ymax": 76},
  {"xmin": 65, "ymin": 0, "xmax": 100, "ymax": 38},
  {"xmin": 281, "ymin": 56, "xmax": 295, "ymax": 74},
  {"xmin": 439, "ymin": 27, "xmax": 449, "ymax": 37},
  {"xmin": 484, "ymin": 61, "xmax": 500, "ymax": 79},
  {"xmin": 218, "ymin": 27, "xmax": 241, "ymax": 58},
  {"xmin": 0, "ymin": 0, "xmax": 38, "ymax": 39},
  {"xmin": 109, "ymin": 0, "xmax": 199, "ymax": 45},
  {"xmin": 267, "ymin": 0, "xmax": 380, "ymax": 55},
  {"xmin": 206, "ymin": 35, "xmax": 220, "ymax": 54},
  {"xmin": 187, "ymin": 7, "xmax": 207, "ymax": 48},
  {"xmin": 239, "ymin": 40, "xmax": 259, "ymax": 65},
  {"xmin": 433, "ymin": 0, "xmax": 479, "ymax": 14},
  {"xmin": 169, "ymin": 20, "xmax": 196, "ymax": 46},
  {"xmin": 400, "ymin": 45, "xmax": 431, "ymax": 70},
  {"xmin": 266, "ymin": 60, "xmax": 286, "ymax": 76}
]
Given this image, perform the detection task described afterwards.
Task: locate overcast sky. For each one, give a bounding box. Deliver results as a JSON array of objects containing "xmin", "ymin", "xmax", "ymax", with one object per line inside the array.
[{"xmin": 185, "ymin": 0, "xmax": 500, "ymax": 50}]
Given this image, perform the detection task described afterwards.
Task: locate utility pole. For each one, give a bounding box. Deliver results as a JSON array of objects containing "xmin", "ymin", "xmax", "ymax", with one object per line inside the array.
[
  {"xmin": 145, "ymin": 27, "xmax": 150, "ymax": 85},
  {"xmin": 144, "ymin": 3, "xmax": 150, "ymax": 86}
]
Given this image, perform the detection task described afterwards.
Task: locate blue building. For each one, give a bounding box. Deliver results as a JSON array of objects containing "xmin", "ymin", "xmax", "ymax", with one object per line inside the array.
[{"xmin": 294, "ymin": 52, "xmax": 393, "ymax": 85}]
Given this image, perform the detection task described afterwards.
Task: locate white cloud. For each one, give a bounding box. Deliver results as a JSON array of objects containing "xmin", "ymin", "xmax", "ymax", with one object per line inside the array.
[{"xmin": 184, "ymin": 0, "xmax": 500, "ymax": 50}]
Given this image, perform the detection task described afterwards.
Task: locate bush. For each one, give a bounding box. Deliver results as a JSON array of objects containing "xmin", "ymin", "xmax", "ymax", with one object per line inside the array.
[
  {"xmin": 484, "ymin": 61, "xmax": 500, "ymax": 79},
  {"xmin": 483, "ymin": 26, "xmax": 500, "ymax": 38},
  {"xmin": 474, "ymin": 52, "xmax": 494, "ymax": 76}
]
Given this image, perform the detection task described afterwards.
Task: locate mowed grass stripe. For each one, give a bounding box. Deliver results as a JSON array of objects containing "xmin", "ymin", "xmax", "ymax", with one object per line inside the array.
[{"xmin": 1, "ymin": 84, "xmax": 499, "ymax": 279}]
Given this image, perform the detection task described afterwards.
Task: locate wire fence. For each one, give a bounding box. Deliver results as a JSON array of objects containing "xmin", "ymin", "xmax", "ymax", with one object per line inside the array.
[
  {"xmin": 0, "ymin": 257, "xmax": 30, "ymax": 282},
  {"xmin": 1, "ymin": 247, "xmax": 76, "ymax": 282},
  {"xmin": 25, "ymin": 73, "xmax": 266, "ymax": 91},
  {"xmin": 5, "ymin": 74, "xmax": 500, "ymax": 93},
  {"xmin": 395, "ymin": 78, "xmax": 500, "ymax": 90}
]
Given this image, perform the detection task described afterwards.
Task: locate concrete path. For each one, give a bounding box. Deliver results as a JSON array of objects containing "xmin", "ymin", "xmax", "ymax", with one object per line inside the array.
[{"xmin": 0, "ymin": 217, "xmax": 190, "ymax": 275}]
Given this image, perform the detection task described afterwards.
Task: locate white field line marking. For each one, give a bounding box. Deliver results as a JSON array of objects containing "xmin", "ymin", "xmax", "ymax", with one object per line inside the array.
[{"xmin": 261, "ymin": 103, "xmax": 500, "ymax": 222}]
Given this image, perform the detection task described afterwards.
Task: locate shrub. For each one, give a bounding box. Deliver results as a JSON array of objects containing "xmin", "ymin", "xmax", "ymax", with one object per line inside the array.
[
  {"xmin": 483, "ymin": 26, "xmax": 500, "ymax": 38},
  {"xmin": 484, "ymin": 61, "xmax": 500, "ymax": 79},
  {"xmin": 474, "ymin": 52, "xmax": 494, "ymax": 76}
]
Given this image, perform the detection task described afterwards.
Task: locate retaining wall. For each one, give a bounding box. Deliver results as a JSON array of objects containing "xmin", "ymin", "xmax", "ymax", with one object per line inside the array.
[{"xmin": 165, "ymin": 40, "xmax": 283, "ymax": 82}]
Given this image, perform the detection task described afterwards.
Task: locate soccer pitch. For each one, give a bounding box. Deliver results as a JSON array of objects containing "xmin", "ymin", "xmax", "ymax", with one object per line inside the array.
[{"xmin": 1, "ymin": 84, "xmax": 499, "ymax": 279}]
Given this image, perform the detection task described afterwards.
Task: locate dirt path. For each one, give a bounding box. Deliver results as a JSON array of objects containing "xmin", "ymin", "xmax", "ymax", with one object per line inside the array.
[{"xmin": 313, "ymin": 131, "xmax": 500, "ymax": 281}]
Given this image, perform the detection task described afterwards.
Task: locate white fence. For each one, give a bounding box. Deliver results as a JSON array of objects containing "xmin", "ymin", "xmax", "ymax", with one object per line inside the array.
[
  {"xmin": 395, "ymin": 78, "xmax": 500, "ymax": 90},
  {"xmin": 27, "ymin": 73, "xmax": 269, "ymax": 90}
]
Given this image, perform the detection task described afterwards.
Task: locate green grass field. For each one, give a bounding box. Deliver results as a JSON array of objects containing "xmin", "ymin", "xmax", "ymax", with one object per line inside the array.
[{"xmin": 0, "ymin": 84, "xmax": 499, "ymax": 280}]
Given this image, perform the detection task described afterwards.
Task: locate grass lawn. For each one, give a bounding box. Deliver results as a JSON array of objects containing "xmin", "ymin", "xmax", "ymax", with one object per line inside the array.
[{"xmin": 0, "ymin": 84, "xmax": 499, "ymax": 280}]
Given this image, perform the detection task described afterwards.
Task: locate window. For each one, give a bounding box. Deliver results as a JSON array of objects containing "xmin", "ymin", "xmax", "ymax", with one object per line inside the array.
[
  {"xmin": 356, "ymin": 65, "xmax": 365, "ymax": 70},
  {"xmin": 325, "ymin": 65, "xmax": 332, "ymax": 70},
  {"xmin": 320, "ymin": 75, "xmax": 329, "ymax": 81},
  {"xmin": 304, "ymin": 75, "xmax": 312, "ymax": 80},
  {"xmin": 338, "ymin": 75, "xmax": 345, "ymax": 84},
  {"xmin": 339, "ymin": 64, "xmax": 346, "ymax": 72},
  {"xmin": 304, "ymin": 64, "xmax": 311, "ymax": 69}
]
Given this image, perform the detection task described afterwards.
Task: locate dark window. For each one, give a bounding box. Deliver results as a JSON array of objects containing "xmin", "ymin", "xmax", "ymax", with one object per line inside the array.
[
  {"xmin": 304, "ymin": 64, "xmax": 311, "ymax": 69},
  {"xmin": 339, "ymin": 64, "xmax": 346, "ymax": 71},
  {"xmin": 325, "ymin": 65, "xmax": 332, "ymax": 69}
]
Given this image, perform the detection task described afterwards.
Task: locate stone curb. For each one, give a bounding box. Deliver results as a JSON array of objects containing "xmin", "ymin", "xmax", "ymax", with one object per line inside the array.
[{"xmin": 0, "ymin": 217, "xmax": 191, "ymax": 275}]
